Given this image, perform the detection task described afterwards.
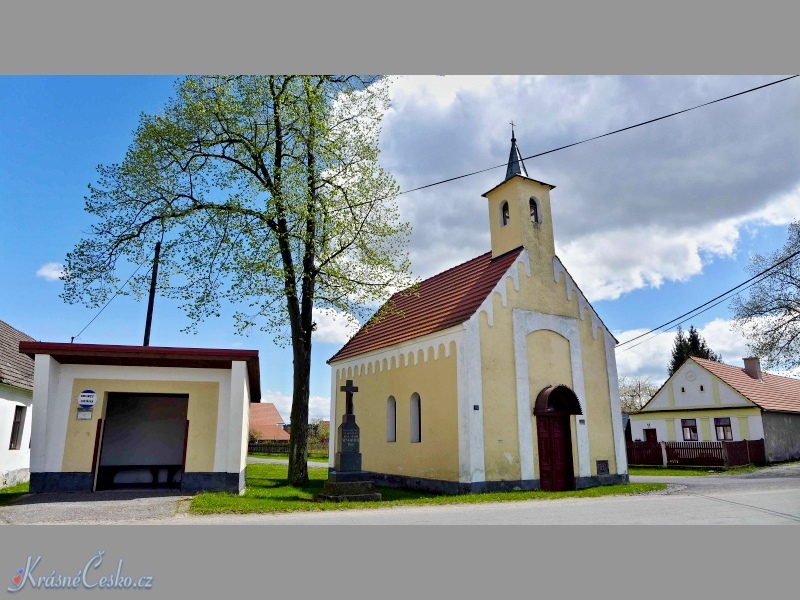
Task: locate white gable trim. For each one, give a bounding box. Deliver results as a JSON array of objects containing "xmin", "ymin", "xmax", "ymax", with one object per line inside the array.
[{"xmin": 512, "ymin": 309, "xmax": 591, "ymax": 479}]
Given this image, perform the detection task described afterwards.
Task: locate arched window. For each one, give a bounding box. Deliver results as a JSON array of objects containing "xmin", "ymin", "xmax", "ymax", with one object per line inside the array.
[
  {"xmin": 500, "ymin": 202, "xmax": 510, "ymax": 226},
  {"xmin": 410, "ymin": 393, "xmax": 421, "ymax": 443},
  {"xmin": 387, "ymin": 396, "xmax": 396, "ymax": 442},
  {"xmin": 530, "ymin": 198, "xmax": 540, "ymax": 223}
]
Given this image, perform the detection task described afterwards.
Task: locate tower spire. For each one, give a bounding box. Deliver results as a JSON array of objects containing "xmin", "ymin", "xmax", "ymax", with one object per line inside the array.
[{"xmin": 505, "ymin": 122, "xmax": 528, "ymax": 180}]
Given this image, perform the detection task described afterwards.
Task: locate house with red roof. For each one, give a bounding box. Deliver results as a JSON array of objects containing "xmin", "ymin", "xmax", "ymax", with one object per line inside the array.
[
  {"xmin": 1, "ymin": 319, "xmax": 36, "ymax": 487},
  {"xmin": 631, "ymin": 356, "xmax": 800, "ymax": 463},
  {"xmin": 249, "ymin": 402, "xmax": 290, "ymax": 442},
  {"xmin": 326, "ymin": 134, "xmax": 628, "ymax": 493}
]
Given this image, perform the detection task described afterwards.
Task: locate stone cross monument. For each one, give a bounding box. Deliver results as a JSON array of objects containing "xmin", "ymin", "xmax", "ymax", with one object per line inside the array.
[{"xmin": 317, "ymin": 379, "xmax": 381, "ymax": 502}]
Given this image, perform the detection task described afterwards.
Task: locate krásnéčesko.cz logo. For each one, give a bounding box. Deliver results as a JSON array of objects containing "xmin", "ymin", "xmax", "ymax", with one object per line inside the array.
[{"xmin": 8, "ymin": 551, "xmax": 154, "ymax": 592}]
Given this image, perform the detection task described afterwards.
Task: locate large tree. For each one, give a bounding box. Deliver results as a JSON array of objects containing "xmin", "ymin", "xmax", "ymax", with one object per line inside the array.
[
  {"xmin": 668, "ymin": 325, "xmax": 721, "ymax": 376},
  {"xmin": 61, "ymin": 75, "xmax": 413, "ymax": 486},
  {"xmin": 617, "ymin": 375, "xmax": 659, "ymax": 414},
  {"xmin": 731, "ymin": 220, "xmax": 800, "ymax": 371}
]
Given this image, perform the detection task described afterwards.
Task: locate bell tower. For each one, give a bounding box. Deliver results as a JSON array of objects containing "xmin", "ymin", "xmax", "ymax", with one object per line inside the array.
[{"xmin": 482, "ymin": 128, "xmax": 556, "ymax": 266}]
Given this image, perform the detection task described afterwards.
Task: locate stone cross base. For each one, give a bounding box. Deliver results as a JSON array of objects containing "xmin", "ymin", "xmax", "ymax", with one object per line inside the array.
[{"xmin": 316, "ymin": 478, "xmax": 382, "ymax": 502}]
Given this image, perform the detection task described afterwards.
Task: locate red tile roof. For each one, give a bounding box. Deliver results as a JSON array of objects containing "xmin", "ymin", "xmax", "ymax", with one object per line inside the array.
[
  {"xmin": 20, "ymin": 341, "xmax": 261, "ymax": 401},
  {"xmin": 1, "ymin": 320, "xmax": 36, "ymax": 391},
  {"xmin": 250, "ymin": 402, "xmax": 290, "ymax": 441},
  {"xmin": 329, "ymin": 249, "xmax": 523, "ymax": 363},
  {"xmin": 693, "ymin": 357, "xmax": 800, "ymax": 414}
]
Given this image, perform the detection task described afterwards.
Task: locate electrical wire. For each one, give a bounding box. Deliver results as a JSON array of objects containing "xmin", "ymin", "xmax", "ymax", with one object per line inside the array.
[
  {"xmin": 615, "ymin": 248, "xmax": 800, "ymax": 353},
  {"xmin": 334, "ymin": 75, "xmax": 799, "ymax": 212},
  {"xmin": 70, "ymin": 262, "xmax": 147, "ymax": 342}
]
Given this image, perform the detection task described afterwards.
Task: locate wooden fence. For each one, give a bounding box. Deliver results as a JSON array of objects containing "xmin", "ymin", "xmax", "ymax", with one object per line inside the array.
[
  {"xmin": 625, "ymin": 442, "xmax": 663, "ymax": 466},
  {"xmin": 627, "ymin": 439, "xmax": 766, "ymax": 468}
]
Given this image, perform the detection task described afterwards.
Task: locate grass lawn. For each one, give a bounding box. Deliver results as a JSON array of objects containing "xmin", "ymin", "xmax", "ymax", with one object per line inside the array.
[
  {"xmin": 629, "ymin": 464, "xmax": 763, "ymax": 477},
  {"xmin": 0, "ymin": 481, "xmax": 29, "ymax": 506},
  {"xmin": 249, "ymin": 452, "xmax": 329, "ymax": 462},
  {"xmin": 190, "ymin": 463, "xmax": 666, "ymax": 515}
]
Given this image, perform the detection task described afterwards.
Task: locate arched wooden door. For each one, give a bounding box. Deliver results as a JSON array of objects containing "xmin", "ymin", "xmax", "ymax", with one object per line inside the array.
[{"xmin": 534, "ymin": 385, "xmax": 581, "ymax": 492}]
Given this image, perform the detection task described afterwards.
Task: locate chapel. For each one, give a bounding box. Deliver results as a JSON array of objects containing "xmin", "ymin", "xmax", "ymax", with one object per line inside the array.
[{"xmin": 327, "ymin": 133, "xmax": 628, "ymax": 492}]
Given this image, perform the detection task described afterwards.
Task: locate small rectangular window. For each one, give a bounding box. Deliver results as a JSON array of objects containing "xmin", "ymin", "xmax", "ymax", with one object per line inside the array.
[
  {"xmin": 681, "ymin": 418, "xmax": 698, "ymax": 441},
  {"xmin": 9, "ymin": 405, "xmax": 26, "ymax": 450},
  {"xmin": 714, "ymin": 417, "xmax": 733, "ymax": 441},
  {"xmin": 700, "ymin": 385, "xmax": 705, "ymax": 392}
]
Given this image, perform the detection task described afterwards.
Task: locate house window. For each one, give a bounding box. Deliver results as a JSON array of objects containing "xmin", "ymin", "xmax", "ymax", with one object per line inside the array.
[
  {"xmin": 8, "ymin": 405, "xmax": 26, "ymax": 450},
  {"xmin": 386, "ymin": 396, "xmax": 396, "ymax": 442},
  {"xmin": 681, "ymin": 418, "xmax": 698, "ymax": 441},
  {"xmin": 530, "ymin": 198, "xmax": 539, "ymax": 223},
  {"xmin": 715, "ymin": 417, "xmax": 733, "ymax": 441},
  {"xmin": 410, "ymin": 393, "xmax": 421, "ymax": 443},
  {"xmin": 500, "ymin": 202, "xmax": 510, "ymax": 226}
]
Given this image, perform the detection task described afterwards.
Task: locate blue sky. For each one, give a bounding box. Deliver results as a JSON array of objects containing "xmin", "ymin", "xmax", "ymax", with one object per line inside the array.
[{"xmin": 2, "ymin": 75, "xmax": 799, "ymax": 420}]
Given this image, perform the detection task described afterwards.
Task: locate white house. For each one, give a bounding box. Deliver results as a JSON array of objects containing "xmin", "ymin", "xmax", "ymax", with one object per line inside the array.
[
  {"xmin": 630, "ymin": 356, "xmax": 800, "ymax": 463},
  {"xmin": 0, "ymin": 319, "xmax": 35, "ymax": 487}
]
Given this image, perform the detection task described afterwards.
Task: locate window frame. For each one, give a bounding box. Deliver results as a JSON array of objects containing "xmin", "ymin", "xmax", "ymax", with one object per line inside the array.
[
  {"xmin": 529, "ymin": 197, "xmax": 540, "ymax": 224},
  {"xmin": 8, "ymin": 405, "xmax": 26, "ymax": 450},
  {"xmin": 386, "ymin": 396, "xmax": 396, "ymax": 442},
  {"xmin": 714, "ymin": 417, "xmax": 733, "ymax": 441},
  {"xmin": 500, "ymin": 202, "xmax": 510, "ymax": 226},
  {"xmin": 410, "ymin": 393, "xmax": 421, "ymax": 443},
  {"xmin": 681, "ymin": 418, "xmax": 698, "ymax": 441}
]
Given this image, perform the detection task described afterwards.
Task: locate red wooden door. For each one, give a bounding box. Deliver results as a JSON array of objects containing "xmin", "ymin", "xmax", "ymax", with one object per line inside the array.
[
  {"xmin": 537, "ymin": 415, "xmax": 574, "ymax": 491},
  {"xmin": 644, "ymin": 428, "xmax": 657, "ymax": 443}
]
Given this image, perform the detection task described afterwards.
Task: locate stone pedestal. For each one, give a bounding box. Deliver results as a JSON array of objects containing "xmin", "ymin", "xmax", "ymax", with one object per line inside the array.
[
  {"xmin": 316, "ymin": 406, "xmax": 381, "ymax": 502},
  {"xmin": 318, "ymin": 479, "xmax": 382, "ymax": 502}
]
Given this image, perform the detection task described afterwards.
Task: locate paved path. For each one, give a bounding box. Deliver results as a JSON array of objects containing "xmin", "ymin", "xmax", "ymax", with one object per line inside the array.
[{"xmin": 2, "ymin": 461, "xmax": 798, "ymax": 525}]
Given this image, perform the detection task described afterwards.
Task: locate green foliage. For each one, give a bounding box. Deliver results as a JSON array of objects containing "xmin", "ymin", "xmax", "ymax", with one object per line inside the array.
[
  {"xmin": 668, "ymin": 325, "xmax": 721, "ymax": 376},
  {"xmin": 248, "ymin": 428, "xmax": 260, "ymax": 444},
  {"xmin": 307, "ymin": 418, "xmax": 330, "ymax": 445},
  {"xmin": 60, "ymin": 76, "xmax": 414, "ymax": 486},
  {"xmin": 0, "ymin": 481, "xmax": 29, "ymax": 506},
  {"xmin": 731, "ymin": 220, "xmax": 800, "ymax": 370}
]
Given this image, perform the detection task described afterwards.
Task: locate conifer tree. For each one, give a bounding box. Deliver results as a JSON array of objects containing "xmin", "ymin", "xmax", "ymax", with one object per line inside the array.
[{"xmin": 668, "ymin": 325, "xmax": 721, "ymax": 376}]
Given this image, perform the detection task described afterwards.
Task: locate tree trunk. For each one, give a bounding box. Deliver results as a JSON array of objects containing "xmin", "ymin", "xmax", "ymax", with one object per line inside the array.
[{"xmin": 287, "ymin": 329, "xmax": 312, "ymax": 486}]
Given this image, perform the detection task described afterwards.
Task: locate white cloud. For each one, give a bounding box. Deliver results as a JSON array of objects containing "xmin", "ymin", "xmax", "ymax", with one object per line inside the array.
[
  {"xmin": 260, "ymin": 390, "xmax": 331, "ymax": 422},
  {"xmin": 380, "ymin": 75, "xmax": 800, "ymax": 297},
  {"xmin": 35, "ymin": 262, "xmax": 65, "ymax": 281},
  {"xmin": 312, "ymin": 307, "xmax": 359, "ymax": 345},
  {"xmin": 614, "ymin": 318, "xmax": 758, "ymax": 386}
]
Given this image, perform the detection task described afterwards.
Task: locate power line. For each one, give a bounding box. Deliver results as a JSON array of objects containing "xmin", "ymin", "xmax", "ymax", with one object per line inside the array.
[
  {"xmin": 337, "ymin": 75, "xmax": 799, "ymax": 212},
  {"xmin": 614, "ymin": 247, "xmax": 800, "ymax": 353},
  {"xmin": 70, "ymin": 262, "xmax": 147, "ymax": 343},
  {"xmin": 616, "ymin": 274, "xmax": 768, "ymax": 355}
]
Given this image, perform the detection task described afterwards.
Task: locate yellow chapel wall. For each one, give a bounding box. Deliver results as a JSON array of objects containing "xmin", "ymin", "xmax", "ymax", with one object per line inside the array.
[
  {"xmin": 477, "ymin": 252, "xmax": 621, "ymax": 482},
  {"xmin": 331, "ymin": 337, "xmax": 460, "ymax": 482}
]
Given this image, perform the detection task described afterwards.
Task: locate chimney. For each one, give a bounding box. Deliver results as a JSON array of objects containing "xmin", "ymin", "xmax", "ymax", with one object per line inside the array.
[{"xmin": 743, "ymin": 357, "xmax": 762, "ymax": 381}]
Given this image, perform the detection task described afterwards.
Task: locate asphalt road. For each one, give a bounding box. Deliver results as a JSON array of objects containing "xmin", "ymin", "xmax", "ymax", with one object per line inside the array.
[{"xmin": 2, "ymin": 461, "xmax": 798, "ymax": 525}]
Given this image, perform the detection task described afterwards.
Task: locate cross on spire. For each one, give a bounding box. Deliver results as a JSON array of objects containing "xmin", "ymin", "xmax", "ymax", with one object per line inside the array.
[{"xmin": 340, "ymin": 379, "xmax": 359, "ymax": 414}]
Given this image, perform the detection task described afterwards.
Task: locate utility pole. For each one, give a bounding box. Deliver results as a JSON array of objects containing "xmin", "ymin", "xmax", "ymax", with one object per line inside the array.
[{"xmin": 143, "ymin": 241, "xmax": 161, "ymax": 346}]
